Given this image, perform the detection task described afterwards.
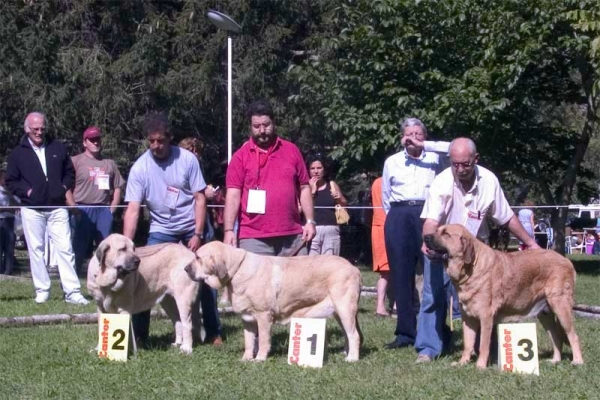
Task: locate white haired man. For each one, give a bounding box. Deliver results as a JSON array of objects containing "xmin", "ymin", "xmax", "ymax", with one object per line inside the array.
[{"xmin": 6, "ymin": 112, "xmax": 88, "ymax": 304}]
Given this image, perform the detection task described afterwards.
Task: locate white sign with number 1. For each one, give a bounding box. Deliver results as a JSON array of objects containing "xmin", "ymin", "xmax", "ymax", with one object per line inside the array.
[
  {"xmin": 287, "ymin": 318, "xmax": 327, "ymax": 368},
  {"xmin": 497, "ymin": 323, "xmax": 539, "ymax": 375},
  {"xmin": 97, "ymin": 313, "xmax": 131, "ymax": 362}
]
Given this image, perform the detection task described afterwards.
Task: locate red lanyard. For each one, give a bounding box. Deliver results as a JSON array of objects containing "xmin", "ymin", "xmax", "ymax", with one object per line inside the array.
[{"xmin": 254, "ymin": 141, "xmax": 275, "ymax": 189}]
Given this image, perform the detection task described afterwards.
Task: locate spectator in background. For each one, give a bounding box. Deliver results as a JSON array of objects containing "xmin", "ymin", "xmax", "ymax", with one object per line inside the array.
[
  {"xmin": 223, "ymin": 100, "xmax": 315, "ymax": 255},
  {"xmin": 5, "ymin": 112, "xmax": 88, "ymax": 304},
  {"xmin": 71, "ymin": 126, "xmax": 125, "ymax": 274},
  {"xmin": 381, "ymin": 117, "xmax": 449, "ymax": 350},
  {"xmin": 179, "ymin": 136, "xmax": 216, "ymax": 242},
  {"xmin": 371, "ymin": 177, "xmax": 392, "ymax": 317},
  {"xmin": 307, "ymin": 155, "xmax": 347, "ymax": 255},
  {"xmin": 517, "ymin": 200, "xmax": 535, "ymax": 251},
  {"xmin": 0, "ymin": 170, "xmax": 19, "ymax": 275},
  {"xmin": 123, "ymin": 112, "xmax": 221, "ymax": 345}
]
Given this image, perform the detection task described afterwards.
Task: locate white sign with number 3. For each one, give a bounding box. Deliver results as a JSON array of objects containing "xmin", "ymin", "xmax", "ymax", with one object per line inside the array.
[
  {"xmin": 287, "ymin": 317, "xmax": 327, "ymax": 368},
  {"xmin": 97, "ymin": 313, "xmax": 131, "ymax": 362},
  {"xmin": 497, "ymin": 323, "xmax": 539, "ymax": 375}
]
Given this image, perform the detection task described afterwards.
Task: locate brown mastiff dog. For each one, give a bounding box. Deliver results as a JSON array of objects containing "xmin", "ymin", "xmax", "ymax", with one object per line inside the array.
[
  {"xmin": 424, "ymin": 224, "xmax": 583, "ymax": 369},
  {"xmin": 185, "ymin": 241, "xmax": 363, "ymax": 362},
  {"xmin": 87, "ymin": 234, "xmax": 202, "ymax": 354}
]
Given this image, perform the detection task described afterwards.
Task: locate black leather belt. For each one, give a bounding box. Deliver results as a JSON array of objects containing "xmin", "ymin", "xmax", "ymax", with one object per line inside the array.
[{"xmin": 391, "ymin": 200, "xmax": 425, "ymax": 207}]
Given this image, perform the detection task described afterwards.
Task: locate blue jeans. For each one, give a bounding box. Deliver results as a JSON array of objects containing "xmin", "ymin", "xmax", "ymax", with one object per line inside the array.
[
  {"xmin": 415, "ymin": 256, "xmax": 452, "ymax": 358},
  {"xmin": 72, "ymin": 206, "xmax": 113, "ymax": 273},
  {"xmin": 131, "ymin": 231, "xmax": 221, "ymax": 343}
]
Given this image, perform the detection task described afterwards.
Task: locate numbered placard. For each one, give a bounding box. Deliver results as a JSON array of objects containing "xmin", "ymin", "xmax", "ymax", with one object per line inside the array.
[
  {"xmin": 287, "ymin": 318, "xmax": 327, "ymax": 368},
  {"xmin": 97, "ymin": 313, "xmax": 131, "ymax": 362},
  {"xmin": 497, "ymin": 323, "xmax": 539, "ymax": 375}
]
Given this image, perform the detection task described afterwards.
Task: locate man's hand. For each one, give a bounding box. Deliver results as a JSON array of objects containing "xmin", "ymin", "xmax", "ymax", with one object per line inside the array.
[
  {"xmin": 522, "ymin": 241, "xmax": 541, "ymax": 250},
  {"xmin": 224, "ymin": 230, "xmax": 237, "ymax": 247},
  {"xmin": 302, "ymin": 222, "xmax": 316, "ymax": 242},
  {"xmin": 187, "ymin": 235, "xmax": 202, "ymax": 252},
  {"xmin": 205, "ymin": 184, "xmax": 215, "ymax": 201},
  {"xmin": 27, "ymin": 188, "xmax": 32, "ymax": 197}
]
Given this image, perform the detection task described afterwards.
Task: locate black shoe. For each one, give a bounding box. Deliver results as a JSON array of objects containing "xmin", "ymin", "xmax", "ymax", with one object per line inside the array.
[{"xmin": 384, "ymin": 339, "xmax": 414, "ymax": 349}]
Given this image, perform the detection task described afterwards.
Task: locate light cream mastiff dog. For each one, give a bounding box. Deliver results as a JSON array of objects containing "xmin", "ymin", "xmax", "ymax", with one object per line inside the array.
[
  {"xmin": 423, "ymin": 224, "xmax": 584, "ymax": 369},
  {"xmin": 185, "ymin": 241, "xmax": 363, "ymax": 362},
  {"xmin": 87, "ymin": 233, "xmax": 202, "ymax": 354}
]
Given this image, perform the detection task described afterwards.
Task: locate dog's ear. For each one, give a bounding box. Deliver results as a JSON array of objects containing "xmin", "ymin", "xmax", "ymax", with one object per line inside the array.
[
  {"xmin": 461, "ymin": 236, "xmax": 475, "ymax": 265},
  {"xmin": 95, "ymin": 241, "xmax": 110, "ymax": 270},
  {"xmin": 210, "ymin": 254, "xmax": 229, "ymax": 281}
]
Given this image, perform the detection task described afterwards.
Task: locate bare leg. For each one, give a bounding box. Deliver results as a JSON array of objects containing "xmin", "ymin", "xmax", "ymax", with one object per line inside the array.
[{"xmin": 376, "ymin": 272, "xmax": 390, "ymax": 315}]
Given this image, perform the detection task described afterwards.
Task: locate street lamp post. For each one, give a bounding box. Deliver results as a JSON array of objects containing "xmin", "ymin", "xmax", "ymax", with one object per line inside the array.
[{"xmin": 207, "ymin": 10, "xmax": 241, "ymax": 164}]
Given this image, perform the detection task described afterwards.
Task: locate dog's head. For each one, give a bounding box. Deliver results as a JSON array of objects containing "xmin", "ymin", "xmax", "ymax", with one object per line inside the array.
[
  {"xmin": 423, "ymin": 224, "xmax": 476, "ymax": 281},
  {"xmin": 94, "ymin": 234, "xmax": 140, "ymax": 290},
  {"xmin": 185, "ymin": 242, "xmax": 232, "ymax": 289}
]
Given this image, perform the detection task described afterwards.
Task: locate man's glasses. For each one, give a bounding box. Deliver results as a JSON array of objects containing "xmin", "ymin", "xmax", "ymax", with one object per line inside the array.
[
  {"xmin": 87, "ymin": 138, "xmax": 101, "ymax": 144},
  {"xmin": 451, "ymin": 160, "xmax": 475, "ymax": 169}
]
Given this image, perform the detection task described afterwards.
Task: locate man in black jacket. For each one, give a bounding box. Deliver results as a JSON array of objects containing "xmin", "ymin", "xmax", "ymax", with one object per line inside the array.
[{"xmin": 6, "ymin": 112, "xmax": 88, "ymax": 305}]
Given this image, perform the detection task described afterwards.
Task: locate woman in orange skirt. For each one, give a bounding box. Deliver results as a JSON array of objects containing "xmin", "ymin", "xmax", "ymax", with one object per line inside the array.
[{"xmin": 371, "ymin": 177, "xmax": 392, "ymax": 317}]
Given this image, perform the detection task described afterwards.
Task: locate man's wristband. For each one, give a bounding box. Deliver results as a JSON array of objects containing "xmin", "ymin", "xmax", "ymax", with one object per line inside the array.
[
  {"xmin": 306, "ymin": 219, "xmax": 316, "ymax": 225},
  {"xmin": 224, "ymin": 228, "xmax": 234, "ymax": 232},
  {"xmin": 194, "ymin": 232, "xmax": 204, "ymax": 240}
]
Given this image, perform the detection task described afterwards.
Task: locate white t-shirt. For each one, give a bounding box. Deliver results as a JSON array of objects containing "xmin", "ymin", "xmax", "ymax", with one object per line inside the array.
[
  {"xmin": 125, "ymin": 146, "xmax": 206, "ymax": 235},
  {"xmin": 421, "ymin": 165, "xmax": 514, "ymax": 240}
]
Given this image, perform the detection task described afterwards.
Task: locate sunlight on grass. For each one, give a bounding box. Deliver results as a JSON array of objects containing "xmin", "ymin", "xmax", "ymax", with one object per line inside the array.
[{"xmin": 0, "ymin": 258, "xmax": 598, "ymax": 399}]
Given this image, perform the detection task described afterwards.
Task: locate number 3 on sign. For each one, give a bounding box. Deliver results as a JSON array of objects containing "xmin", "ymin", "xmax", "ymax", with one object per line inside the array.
[
  {"xmin": 497, "ymin": 323, "xmax": 539, "ymax": 375},
  {"xmin": 97, "ymin": 313, "xmax": 131, "ymax": 362},
  {"xmin": 287, "ymin": 317, "xmax": 327, "ymax": 368}
]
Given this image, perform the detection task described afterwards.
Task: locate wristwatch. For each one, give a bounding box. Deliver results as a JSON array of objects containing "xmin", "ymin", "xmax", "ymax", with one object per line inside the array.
[
  {"xmin": 306, "ymin": 219, "xmax": 316, "ymax": 225},
  {"xmin": 194, "ymin": 232, "xmax": 204, "ymax": 240}
]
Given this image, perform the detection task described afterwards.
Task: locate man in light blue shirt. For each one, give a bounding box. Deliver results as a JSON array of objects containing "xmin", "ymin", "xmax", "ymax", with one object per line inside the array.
[
  {"xmin": 381, "ymin": 118, "xmax": 449, "ymax": 351},
  {"xmin": 123, "ymin": 112, "xmax": 221, "ymax": 346}
]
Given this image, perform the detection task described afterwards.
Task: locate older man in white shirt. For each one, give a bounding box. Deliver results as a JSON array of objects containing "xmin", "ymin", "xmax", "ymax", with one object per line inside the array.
[
  {"xmin": 382, "ymin": 118, "xmax": 449, "ymax": 350},
  {"xmin": 416, "ymin": 137, "xmax": 539, "ymax": 363}
]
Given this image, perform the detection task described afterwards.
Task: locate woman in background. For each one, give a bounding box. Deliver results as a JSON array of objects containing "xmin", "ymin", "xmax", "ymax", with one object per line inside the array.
[
  {"xmin": 371, "ymin": 177, "xmax": 392, "ymax": 317},
  {"xmin": 307, "ymin": 156, "xmax": 347, "ymax": 255},
  {"xmin": 518, "ymin": 200, "xmax": 535, "ymax": 250}
]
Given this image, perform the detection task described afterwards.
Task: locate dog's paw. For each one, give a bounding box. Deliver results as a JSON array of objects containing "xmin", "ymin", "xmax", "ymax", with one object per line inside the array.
[
  {"xmin": 171, "ymin": 342, "xmax": 180, "ymax": 348},
  {"xmin": 179, "ymin": 345, "xmax": 193, "ymax": 355},
  {"xmin": 571, "ymin": 359, "xmax": 584, "ymax": 366},
  {"xmin": 241, "ymin": 352, "xmax": 254, "ymax": 361},
  {"xmin": 345, "ymin": 356, "xmax": 359, "ymax": 362}
]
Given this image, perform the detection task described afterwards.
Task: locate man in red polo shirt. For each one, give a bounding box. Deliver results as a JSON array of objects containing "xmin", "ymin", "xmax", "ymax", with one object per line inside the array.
[{"xmin": 223, "ymin": 100, "xmax": 316, "ymax": 255}]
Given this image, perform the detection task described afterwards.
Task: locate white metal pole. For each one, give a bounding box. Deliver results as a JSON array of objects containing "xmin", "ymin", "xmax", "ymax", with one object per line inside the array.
[{"xmin": 227, "ymin": 35, "xmax": 233, "ymax": 164}]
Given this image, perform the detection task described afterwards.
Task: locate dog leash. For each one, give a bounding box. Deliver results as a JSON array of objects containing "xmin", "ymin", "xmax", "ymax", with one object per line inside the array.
[{"xmin": 286, "ymin": 240, "xmax": 307, "ymax": 257}]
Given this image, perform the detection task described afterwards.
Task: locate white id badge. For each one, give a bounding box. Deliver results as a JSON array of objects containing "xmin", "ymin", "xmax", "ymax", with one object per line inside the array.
[
  {"xmin": 164, "ymin": 186, "xmax": 180, "ymax": 209},
  {"xmin": 97, "ymin": 174, "xmax": 110, "ymax": 190},
  {"xmin": 246, "ymin": 189, "xmax": 266, "ymax": 214},
  {"xmin": 464, "ymin": 211, "xmax": 483, "ymax": 237}
]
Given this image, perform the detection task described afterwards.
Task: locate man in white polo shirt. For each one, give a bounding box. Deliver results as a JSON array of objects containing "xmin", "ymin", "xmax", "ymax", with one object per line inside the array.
[{"xmin": 416, "ymin": 137, "xmax": 539, "ymax": 363}]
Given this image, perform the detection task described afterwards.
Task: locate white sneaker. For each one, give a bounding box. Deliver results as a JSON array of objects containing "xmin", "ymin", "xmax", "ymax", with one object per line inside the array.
[
  {"xmin": 35, "ymin": 292, "xmax": 50, "ymax": 304},
  {"xmin": 65, "ymin": 293, "xmax": 89, "ymax": 305}
]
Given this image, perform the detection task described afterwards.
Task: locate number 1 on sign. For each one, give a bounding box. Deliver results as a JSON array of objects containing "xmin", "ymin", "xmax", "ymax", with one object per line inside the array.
[{"xmin": 306, "ymin": 334, "xmax": 317, "ymax": 355}]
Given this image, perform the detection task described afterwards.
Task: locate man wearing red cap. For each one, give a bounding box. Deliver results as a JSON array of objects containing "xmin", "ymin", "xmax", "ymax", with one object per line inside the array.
[{"xmin": 71, "ymin": 126, "xmax": 125, "ymax": 274}]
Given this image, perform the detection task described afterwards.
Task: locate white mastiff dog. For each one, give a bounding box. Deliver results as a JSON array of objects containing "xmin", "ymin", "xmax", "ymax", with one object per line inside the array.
[
  {"xmin": 87, "ymin": 234, "xmax": 202, "ymax": 354},
  {"xmin": 185, "ymin": 241, "xmax": 363, "ymax": 362}
]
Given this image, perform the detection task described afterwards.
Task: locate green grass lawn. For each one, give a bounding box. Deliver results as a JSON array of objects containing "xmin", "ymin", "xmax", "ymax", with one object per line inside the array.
[{"xmin": 0, "ymin": 257, "xmax": 598, "ymax": 399}]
